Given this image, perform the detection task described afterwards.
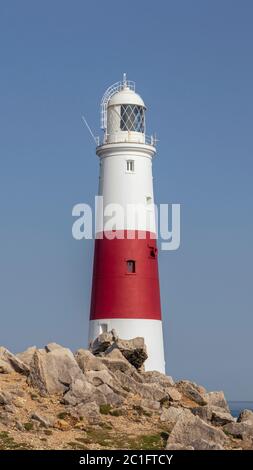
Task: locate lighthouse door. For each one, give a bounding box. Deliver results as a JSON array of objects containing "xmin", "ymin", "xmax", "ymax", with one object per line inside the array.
[{"xmin": 99, "ymin": 323, "xmax": 108, "ymax": 334}]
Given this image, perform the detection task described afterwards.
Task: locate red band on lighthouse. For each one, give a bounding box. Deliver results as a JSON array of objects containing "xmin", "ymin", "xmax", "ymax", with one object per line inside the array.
[{"xmin": 90, "ymin": 230, "xmax": 161, "ymax": 321}]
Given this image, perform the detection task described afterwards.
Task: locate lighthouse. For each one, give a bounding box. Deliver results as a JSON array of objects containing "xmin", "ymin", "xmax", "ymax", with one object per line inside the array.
[{"xmin": 89, "ymin": 75, "xmax": 165, "ymax": 373}]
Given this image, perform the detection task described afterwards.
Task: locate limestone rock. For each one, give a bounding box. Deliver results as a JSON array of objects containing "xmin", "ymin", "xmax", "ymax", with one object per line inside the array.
[
  {"xmin": 223, "ymin": 422, "xmax": 253, "ymax": 440},
  {"xmin": 114, "ymin": 370, "xmax": 167, "ymax": 402},
  {"xmin": 90, "ymin": 331, "xmax": 116, "ymax": 355},
  {"xmin": 237, "ymin": 409, "xmax": 253, "ymax": 426},
  {"xmin": 106, "ymin": 337, "xmax": 147, "ymax": 369},
  {"xmin": 96, "ymin": 384, "xmax": 124, "ymax": 406},
  {"xmin": 100, "ymin": 349, "xmax": 143, "ymax": 382},
  {"xmin": 204, "ymin": 391, "xmax": 229, "ymax": 412},
  {"xmin": 139, "ymin": 398, "xmax": 160, "ymax": 412},
  {"xmin": 85, "ymin": 369, "xmax": 127, "ymax": 397},
  {"xmin": 90, "ymin": 332, "xmax": 147, "ymax": 369},
  {"xmin": 45, "ymin": 343, "xmax": 63, "ymax": 353},
  {"xmin": 62, "ymin": 377, "xmax": 98, "ymax": 406},
  {"xmin": 31, "ymin": 412, "xmax": 54, "ymax": 428},
  {"xmin": 176, "ymin": 380, "xmax": 207, "ymax": 406},
  {"xmin": 75, "ymin": 349, "xmax": 107, "ymax": 372},
  {"xmin": 28, "ymin": 346, "xmax": 83, "ymax": 395},
  {"xmin": 0, "ymin": 347, "xmax": 30, "ymax": 375},
  {"xmin": 167, "ymin": 413, "xmax": 228, "ymax": 450},
  {"xmin": 210, "ymin": 406, "xmax": 235, "ymax": 426},
  {"xmin": 167, "ymin": 387, "xmax": 182, "ymax": 402},
  {"xmin": 141, "ymin": 370, "xmax": 174, "ymax": 388},
  {"xmin": 16, "ymin": 346, "xmax": 36, "ymax": 367},
  {"xmin": 0, "ymin": 359, "xmax": 13, "ymax": 374},
  {"xmin": 160, "ymin": 406, "xmax": 192, "ymax": 424},
  {"xmin": 68, "ymin": 402, "xmax": 101, "ymax": 424},
  {"xmin": 192, "ymin": 405, "xmax": 213, "ymax": 422}
]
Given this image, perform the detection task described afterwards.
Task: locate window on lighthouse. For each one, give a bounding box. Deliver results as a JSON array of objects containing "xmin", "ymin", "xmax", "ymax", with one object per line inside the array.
[
  {"xmin": 127, "ymin": 260, "xmax": 136, "ymax": 273},
  {"xmin": 120, "ymin": 105, "xmax": 145, "ymax": 133},
  {"xmin": 126, "ymin": 160, "xmax": 134, "ymax": 172}
]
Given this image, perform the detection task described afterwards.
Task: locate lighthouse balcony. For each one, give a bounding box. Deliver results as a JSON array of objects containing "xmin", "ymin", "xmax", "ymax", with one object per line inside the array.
[{"xmin": 96, "ymin": 133, "xmax": 156, "ymax": 147}]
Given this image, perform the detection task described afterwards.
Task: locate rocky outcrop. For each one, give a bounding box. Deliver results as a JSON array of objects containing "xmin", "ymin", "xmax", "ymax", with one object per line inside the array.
[
  {"xmin": 90, "ymin": 332, "xmax": 147, "ymax": 369},
  {"xmin": 237, "ymin": 409, "xmax": 253, "ymax": 426},
  {"xmin": 204, "ymin": 391, "xmax": 230, "ymax": 412},
  {"xmin": 16, "ymin": 346, "xmax": 36, "ymax": 368},
  {"xmin": 223, "ymin": 422, "xmax": 253, "ymax": 440},
  {"xmin": 166, "ymin": 413, "xmax": 228, "ymax": 450},
  {"xmin": 28, "ymin": 347, "xmax": 83, "ymax": 395},
  {"xmin": 0, "ymin": 347, "xmax": 29, "ymax": 375},
  {"xmin": 176, "ymin": 380, "xmax": 207, "ymax": 405},
  {"xmin": 75, "ymin": 349, "xmax": 107, "ymax": 372},
  {"xmin": 0, "ymin": 331, "xmax": 252, "ymax": 450}
]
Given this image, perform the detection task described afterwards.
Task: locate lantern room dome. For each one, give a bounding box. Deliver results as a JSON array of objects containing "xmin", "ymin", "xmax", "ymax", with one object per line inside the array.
[{"xmin": 108, "ymin": 87, "xmax": 146, "ymax": 108}]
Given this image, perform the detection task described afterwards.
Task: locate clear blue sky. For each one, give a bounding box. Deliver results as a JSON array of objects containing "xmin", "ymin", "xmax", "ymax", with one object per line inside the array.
[{"xmin": 0, "ymin": 1, "xmax": 252, "ymax": 400}]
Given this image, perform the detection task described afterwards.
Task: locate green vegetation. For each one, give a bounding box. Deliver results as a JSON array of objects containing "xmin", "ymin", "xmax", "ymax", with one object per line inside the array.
[
  {"xmin": 70, "ymin": 427, "xmax": 167, "ymax": 450},
  {"xmin": 0, "ymin": 431, "xmax": 33, "ymax": 450},
  {"xmin": 109, "ymin": 409, "xmax": 124, "ymax": 417},
  {"xmin": 57, "ymin": 412, "xmax": 68, "ymax": 420},
  {"xmin": 23, "ymin": 422, "xmax": 34, "ymax": 431},
  {"xmin": 99, "ymin": 404, "xmax": 112, "ymax": 415},
  {"xmin": 133, "ymin": 405, "xmax": 151, "ymax": 417}
]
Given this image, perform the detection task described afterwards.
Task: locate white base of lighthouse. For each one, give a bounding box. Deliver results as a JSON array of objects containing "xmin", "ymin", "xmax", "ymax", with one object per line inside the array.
[{"xmin": 88, "ymin": 319, "xmax": 165, "ymax": 373}]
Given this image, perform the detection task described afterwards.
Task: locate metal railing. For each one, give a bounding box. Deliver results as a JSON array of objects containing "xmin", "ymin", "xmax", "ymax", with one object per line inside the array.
[{"xmin": 95, "ymin": 133, "xmax": 156, "ymax": 147}]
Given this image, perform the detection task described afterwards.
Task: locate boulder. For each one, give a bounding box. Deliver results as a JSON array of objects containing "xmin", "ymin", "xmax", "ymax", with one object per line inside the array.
[
  {"xmin": 75, "ymin": 349, "xmax": 107, "ymax": 372},
  {"xmin": 114, "ymin": 370, "xmax": 167, "ymax": 401},
  {"xmin": 223, "ymin": 422, "xmax": 253, "ymax": 440},
  {"xmin": 167, "ymin": 413, "xmax": 228, "ymax": 450},
  {"xmin": 203, "ymin": 391, "xmax": 229, "ymax": 412},
  {"xmin": 16, "ymin": 346, "xmax": 36, "ymax": 367},
  {"xmin": 68, "ymin": 402, "xmax": 101, "ymax": 424},
  {"xmin": 28, "ymin": 346, "xmax": 83, "ymax": 395},
  {"xmin": 0, "ymin": 359, "xmax": 13, "ymax": 374},
  {"xmin": 237, "ymin": 409, "xmax": 253, "ymax": 426},
  {"xmin": 141, "ymin": 370, "xmax": 174, "ymax": 388},
  {"xmin": 100, "ymin": 349, "xmax": 143, "ymax": 382},
  {"xmin": 90, "ymin": 331, "xmax": 147, "ymax": 369},
  {"xmin": 62, "ymin": 377, "xmax": 98, "ymax": 406},
  {"xmin": 85, "ymin": 369, "xmax": 127, "ymax": 397},
  {"xmin": 192, "ymin": 404, "xmax": 234, "ymax": 426},
  {"xmin": 176, "ymin": 380, "xmax": 207, "ymax": 406},
  {"xmin": 160, "ymin": 406, "xmax": 192, "ymax": 425},
  {"xmin": 210, "ymin": 407, "xmax": 235, "ymax": 426},
  {"xmin": 0, "ymin": 347, "xmax": 30, "ymax": 375},
  {"xmin": 45, "ymin": 343, "xmax": 63, "ymax": 353},
  {"xmin": 96, "ymin": 384, "xmax": 124, "ymax": 406},
  {"xmin": 138, "ymin": 399, "xmax": 160, "ymax": 412},
  {"xmin": 106, "ymin": 337, "xmax": 147, "ymax": 369},
  {"xmin": 167, "ymin": 387, "xmax": 182, "ymax": 402},
  {"xmin": 30, "ymin": 412, "xmax": 55, "ymax": 428},
  {"xmin": 192, "ymin": 405, "xmax": 213, "ymax": 422},
  {"xmin": 90, "ymin": 331, "xmax": 116, "ymax": 355}
]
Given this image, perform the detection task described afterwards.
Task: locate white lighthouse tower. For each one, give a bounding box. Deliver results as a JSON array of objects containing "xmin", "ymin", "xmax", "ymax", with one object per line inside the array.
[{"xmin": 89, "ymin": 75, "xmax": 165, "ymax": 373}]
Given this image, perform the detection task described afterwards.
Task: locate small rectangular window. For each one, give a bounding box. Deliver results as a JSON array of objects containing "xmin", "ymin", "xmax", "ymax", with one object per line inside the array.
[
  {"xmin": 127, "ymin": 260, "xmax": 136, "ymax": 273},
  {"xmin": 146, "ymin": 196, "xmax": 152, "ymax": 205},
  {"xmin": 127, "ymin": 160, "xmax": 134, "ymax": 172}
]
